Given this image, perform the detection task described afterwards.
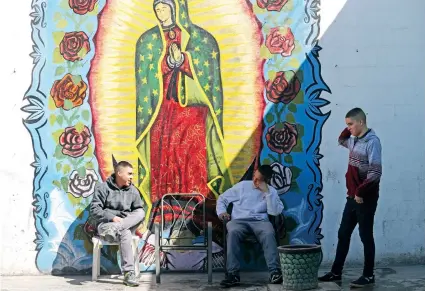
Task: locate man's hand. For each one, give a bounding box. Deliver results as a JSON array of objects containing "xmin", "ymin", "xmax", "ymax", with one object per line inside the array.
[
  {"xmin": 112, "ymin": 216, "xmax": 122, "ymax": 223},
  {"xmin": 219, "ymin": 212, "xmax": 231, "ymax": 221},
  {"xmin": 258, "ymin": 181, "xmax": 269, "ymax": 193},
  {"xmin": 354, "ymin": 196, "xmax": 363, "ymax": 204}
]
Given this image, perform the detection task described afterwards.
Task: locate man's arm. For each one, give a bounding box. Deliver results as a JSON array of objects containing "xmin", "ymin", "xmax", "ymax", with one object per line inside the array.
[
  {"xmin": 216, "ymin": 183, "xmax": 241, "ymax": 217},
  {"xmin": 338, "ymin": 128, "xmax": 351, "ymax": 148},
  {"xmin": 265, "ymin": 186, "xmax": 284, "ymax": 216},
  {"xmin": 356, "ymin": 139, "xmax": 382, "ymax": 198},
  {"xmin": 90, "ymin": 183, "xmax": 116, "ymax": 223},
  {"xmin": 130, "ymin": 188, "xmax": 146, "ymax": 217}
]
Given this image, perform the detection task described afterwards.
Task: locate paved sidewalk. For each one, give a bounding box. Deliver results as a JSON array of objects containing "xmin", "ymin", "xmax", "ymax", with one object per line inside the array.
[{"xmin": 1, "ymin": 266, "xmax": 425, "ymax": 290}]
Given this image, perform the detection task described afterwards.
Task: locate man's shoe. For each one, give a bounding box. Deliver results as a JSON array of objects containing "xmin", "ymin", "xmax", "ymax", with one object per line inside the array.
[
  {"xmin": 220, "ymin": 273, "xmax": 240, "ymax": 288},
  {"xmin": 123, "ymin": 271, "xmax": 139, "ymax": 287},
  {"xmin": 350, "ymin": 275, "xmax": 375, "ymax": 288},
  {"xmin": 318, "ymin": 272, "xmax": 342, "ymax": 282},
  {"xmin": 269, "ymin": 269, "xmax": 283, "ymax": 284}
]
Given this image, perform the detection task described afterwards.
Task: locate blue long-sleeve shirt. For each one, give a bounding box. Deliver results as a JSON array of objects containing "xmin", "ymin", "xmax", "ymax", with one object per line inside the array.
[{"xmin": 216, "ymin": 181, "xmax": 284, "ymax": 221}]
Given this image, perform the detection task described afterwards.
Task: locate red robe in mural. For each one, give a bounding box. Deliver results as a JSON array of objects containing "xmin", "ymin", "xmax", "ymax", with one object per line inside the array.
[{"xmin": 150, "ymin": 26, "xmax": 210, "ymax": 207}]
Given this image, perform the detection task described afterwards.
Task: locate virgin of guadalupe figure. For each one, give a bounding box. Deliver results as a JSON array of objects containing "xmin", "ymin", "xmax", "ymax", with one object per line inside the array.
[{"xmin": 135, "ymin": 0, "xmax": 232, "ymax": 265}]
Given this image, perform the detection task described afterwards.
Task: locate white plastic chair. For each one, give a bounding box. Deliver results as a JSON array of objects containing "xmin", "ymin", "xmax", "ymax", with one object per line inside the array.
[{"xmin": 92, "ymin": 235, "xmax": 140, "ymax": 281}]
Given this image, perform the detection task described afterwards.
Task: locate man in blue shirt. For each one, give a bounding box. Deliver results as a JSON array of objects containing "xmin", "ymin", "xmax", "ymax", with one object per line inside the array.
[{"xmin": 216, "ymin": 165, "xmax": 284, "ymax": 287}]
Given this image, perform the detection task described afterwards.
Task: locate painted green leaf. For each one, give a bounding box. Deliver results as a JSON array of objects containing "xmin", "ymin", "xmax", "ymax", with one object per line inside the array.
[
  {"xmin": 52, "ymin": 32, "xmax": 65, "ymax": 46},
  {"xmin": 56, "ymin": 115, "xmax": 64, "ymax": 126},
  {"xmin": 76, "ymin": 157, "xmax": 85, "ymax": 166},
  {"xmin": 263, "ymin": 158, "xmax": 272, "ymax": 165},
  {"xmin": 275, "ymin": 122, "xmax": 284, "ymax": 130},
  {"xmin": 86, "ymin": 22, "xmax": 95, "ymax": 34},
  {"xmin": 291, "ymin": 181, "xmax": 301, "ymax": 194},
  {"xmin": 288, "ymin": 103, "xmax": 297, "ymax": 113},
  {"xmin": 267, "ymin": 69, "xmax": 277, "ymax": 81},
  {"xmin": 63, "ymin": 100, "xmax": 74, "ymax": 110},
  {"xmin": 48, "ymin": 96, "xmax": 57, "ymax": 111},
  {"xmin": 296, "ymin": 70, "xmax": 304, "ymax": 83},
  {"xmin": 292, "ymin": 91, "xmax": 304, "ymax": 105},
  {"xmin": 281, "ymin": 1, "xmax": 294, "ymax": 12},
  {"xmin": 61, "ymin": 177, "xmax": 69, "ymax": 192},
  {"xmin": 86, "ymin": 161, "xmax": 94, "ymax": 169},
  {"xmin": 77, "ymin": 46, "xmax": 89, "ymax": 59},
  {"xmin": 49, "ymin": 115, "xmax": 57, "ymax": 126},
  {"xmin": 297, "ymin": 124, "xmax": 305, "ymax": 138},
  {"xmin": 52, "ymin": 180, "xmax": 62, "ymax": 189},
  {"xmin": 63, "ymin": 164, "xmax": 72, "ymax": 175},
  {"xmin": 77, "ymin": 167, "xmax": 87, "ymax": 178},
  {"xmin": 84, "ymin": 238, "xmax": 93, "ymax": 254},
  {"xmin": 82, "ymin": 110, "xmax": 90, "ymax": 121},
  {"xmin": 52, "ymin": 130, "xmax": 64, "ymax": 143},
  {"xmin": 74, "ymin": 224, "xmax": 86, "ymax": 240},
  {"xmin": 74, "ymin": 122, "xmax": 85, "ymax": 133},
  {"xmin": 286, "ymin": 113, "xmax": 296, "ymax": 123},
  {"xmin": 291, "ymin": 138, "xmax": 303, "ymax": 153},
  {"xmin": 55, "ymin": 66, "xmax": 66, "ymax": 76},
  {"xmin": 290, "ymin": 166, "xmax": 302, "ymax": 179},
  {"xmin": 57, "ymin": 19, "xmax": 68, "ymax": 29},
  {"xmin": 260, "ymin": 46, "xmax": 273, "ymax": 60},
  {"xmin": 54, "ymin": 145, "xmax": 66, "ymax": 160},
  {"xmin": 60, "ymin": 0, "xmax": 71, "ymax": 9},
  {"xmin": 56, "ymin": 162, "xmax": 62, "ymax": 172},
  {"xmin": 71, "ymin": 75, "xmax": 82, "ymax": 84},
  {"xmin": 284, "ymin": 155, "xmax": 293, "ymax": 164},
  {"xmin": 266, "ymin": 113, "xmax": 274, "ymax": 124},
  {"xmin": 84, "ymin": 144, "xmax": 93, "ymax": 158},
  {"xmin": 53, "ymin": 48, "xmax": 64, "ymax": 64}
]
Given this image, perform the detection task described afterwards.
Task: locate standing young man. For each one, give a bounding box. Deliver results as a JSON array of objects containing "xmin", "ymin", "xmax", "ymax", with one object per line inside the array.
[
  {"xmin": 319, "ymin": 108, "xmax": 382, "ymax": 288},
  {"xmin": 90, "ymin": 161, "xmax": 145, "ymax": 287}
]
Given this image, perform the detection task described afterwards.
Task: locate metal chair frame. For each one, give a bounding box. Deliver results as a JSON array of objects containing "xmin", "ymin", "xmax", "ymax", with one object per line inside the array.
[{"xmin": 154, "ymin": 193, "xmax": 213, "ymax": 284}]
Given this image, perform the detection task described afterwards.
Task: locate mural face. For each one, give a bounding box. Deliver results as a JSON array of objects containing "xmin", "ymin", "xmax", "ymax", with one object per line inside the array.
[{"xmin": 23, "ymin": 0, "xmax": 329, "ymax": 273}]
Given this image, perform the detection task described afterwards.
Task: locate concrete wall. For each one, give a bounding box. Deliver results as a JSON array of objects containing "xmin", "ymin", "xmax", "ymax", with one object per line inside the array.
[
  {"xmin": 1, "ymin": 0, "xmax": 424, "ymax": 275},
  {"xmin": 319, "ymin": 0, "xmax": 425, "ymax": 266}
]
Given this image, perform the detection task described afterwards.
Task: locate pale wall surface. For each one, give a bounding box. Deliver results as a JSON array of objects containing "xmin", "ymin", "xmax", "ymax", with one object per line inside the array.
[
  {"xmin": 1, "ymin": 0, "xmax": 424, "ymax": 275},
  {"xmin": 319, "ymin": 0, "xmax": 425, "ymax": 265}
]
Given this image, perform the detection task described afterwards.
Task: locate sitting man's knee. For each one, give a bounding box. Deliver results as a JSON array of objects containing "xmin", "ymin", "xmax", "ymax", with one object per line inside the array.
[
  {"xmin": 227, "ymin": 228, "xmax": 244, "ymax": 238},
  {"xmin": 134, "ymin": 209, "xmax": 145, "ymax": 220},
  {"xmin": 120, "ymin": 228, "xmax": 132, "ymax": 237}
]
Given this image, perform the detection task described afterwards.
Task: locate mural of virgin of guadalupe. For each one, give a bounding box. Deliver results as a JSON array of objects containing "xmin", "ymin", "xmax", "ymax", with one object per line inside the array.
[{"xmin": 135, "ymin": 0, "xmax": 233, "ymax": 268}]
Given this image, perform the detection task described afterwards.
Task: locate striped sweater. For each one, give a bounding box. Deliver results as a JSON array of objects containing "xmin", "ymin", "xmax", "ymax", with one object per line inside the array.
[{"xmin": 339, "ymin": 128, "xmax": 382, "ymax": 198}]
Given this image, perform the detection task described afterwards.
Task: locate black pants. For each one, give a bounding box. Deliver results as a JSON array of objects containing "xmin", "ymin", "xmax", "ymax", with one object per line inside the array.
[{"xmin": 331, "ymin": 196, "xmax": 378, "ymax": 277}]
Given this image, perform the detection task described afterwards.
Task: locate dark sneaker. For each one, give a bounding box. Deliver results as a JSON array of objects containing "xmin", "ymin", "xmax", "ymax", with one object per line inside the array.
[
  {"xmin": 220, "ymin": 273, "xmax": 240, "ymax": 288},
  {"xmin": 318, "ymin": 272, "xmax": 342, "ymax": 282},
  {"xmin": 350, "ymin": 275, "xmax": 375, "ymax": 288},
  {"xmin": 269, "ymin": 269, "xmax": 283, "ymax": 284},
  {"xmin": 123, "ymin": 271, "xmax": 139, "ymax": 287}
]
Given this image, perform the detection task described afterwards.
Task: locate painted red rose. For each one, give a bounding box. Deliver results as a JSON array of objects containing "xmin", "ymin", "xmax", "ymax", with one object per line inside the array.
[
  {"xmin": 265, "ymin": 27, "xmax": 295, "ymax": 57},
  {"xmin": 257, "ymin": 0, "xmax": 289, "ymax": 12},
  {"xmin": 50, "ymin": 74, "xmax": 87, "ymax": 110},
  {"xmin": 266, "ymin": 71, "xmax": 301, "ymax": 104},
  {"xmin": 59, "ymin": 32, "xmax": 90, "ymax": 62},
  {"xmin": 266, "ymin": 122, "xmax": 298, "ymax": 154},
  {"xmin": 69, "ymin": 0, "xmax": 98, "ymax": 15},
  {"xmin": 59, "ymin": 126, "xmax": 91, "ymax": 157}
]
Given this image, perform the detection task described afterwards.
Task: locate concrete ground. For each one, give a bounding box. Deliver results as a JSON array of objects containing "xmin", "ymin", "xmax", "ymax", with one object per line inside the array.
[{"xmin": 1, "ymin": 266, "xmax": 425, "ymax": 291}]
